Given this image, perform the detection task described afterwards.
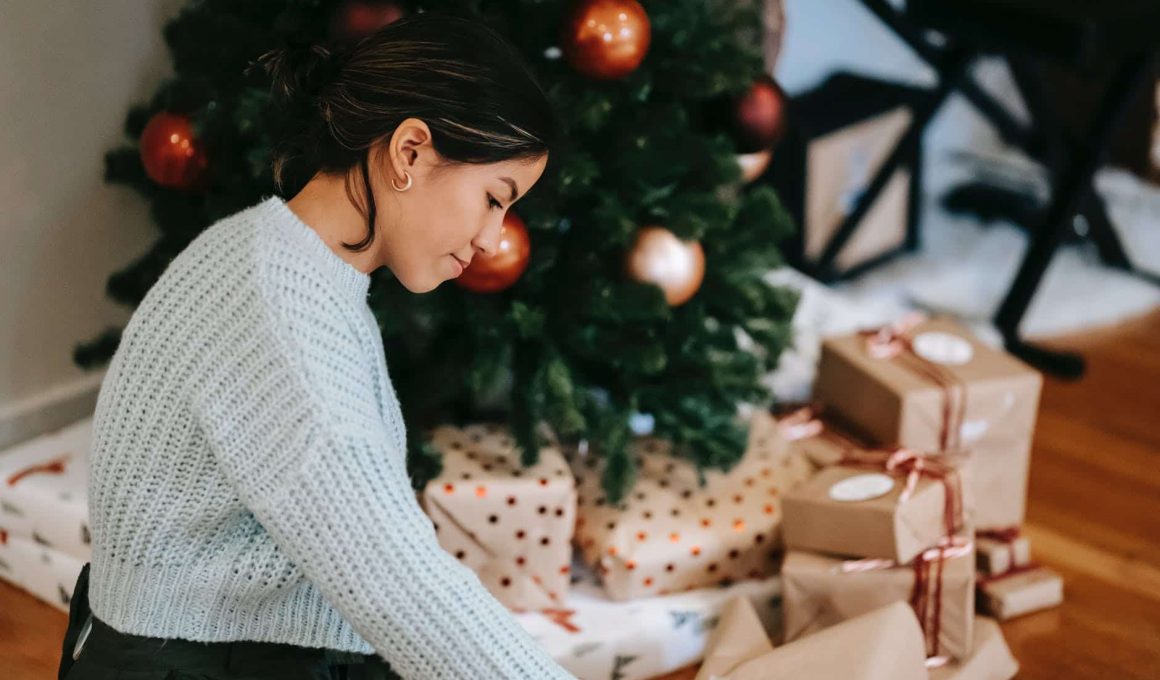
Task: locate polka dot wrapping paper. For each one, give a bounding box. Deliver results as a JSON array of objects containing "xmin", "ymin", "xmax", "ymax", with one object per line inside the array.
[
  {"xmin": 420, "ymin": 423, "xmax": 578, "ymax": 611},
  {"xmin": 569, "ymin": 411, "xmax": 815, "ymax": 601}
]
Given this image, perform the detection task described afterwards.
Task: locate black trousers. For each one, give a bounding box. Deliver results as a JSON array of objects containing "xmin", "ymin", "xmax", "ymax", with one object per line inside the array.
[{"xmin": 58, "ymin": 563, "xmax": 400, "ymax": 680}]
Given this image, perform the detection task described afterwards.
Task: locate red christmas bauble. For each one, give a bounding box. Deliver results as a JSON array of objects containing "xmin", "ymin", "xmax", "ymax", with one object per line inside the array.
[
  {"xmin": 456, "ymin": 212, "xmax": 531, "ymax": 293},
  {"xmin": 562, "ymin": 0, "xmax": 651, "ymax": 80},
  {"xmin": 139, "ymin": 112, "xmax": 209, "ymax": 190},
  {"xmin": 330, "ymin": 0, "xmax": 406, "ymax": 43},
  {"xmin": 732, "ymin": 75, "xmax": 787, "ymax": 152},
  {"xmin": 626, "ymin": 226, "xmax": 705, "ymax": 307}
]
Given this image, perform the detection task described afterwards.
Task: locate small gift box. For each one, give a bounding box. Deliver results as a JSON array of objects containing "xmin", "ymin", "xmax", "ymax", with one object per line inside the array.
[
  {"xmin": 813, "ymin": 315, "xmax": 1042, "ymax": 529},
  {"xmin": 929, "ymin": 616, "xmax": 1019, "ymax": 680},
  {"xmin": 975, "ymin": 528, "xmax": 1032, "ymax": 576},
  {"xmin": 0, "ymin": 417, "xmax": 92, "ymax": 561},
  {"xmin": 977, "ymin": 565, "xmax": 1063, "ymax": 620},
  {"xmin": 782, "ymin": 537, "xmax": 976, "ymax": 661},
  {"xmin": 420, "ymin": 423, "xmax": 577, "ymax": 611},
  {"xmin": 781, "ymin": 447, "xmax": 969, "ymax": 564},
  {"xmin": 570, "ymin": 411, "xmax": 815, "ymax": 601},
  {"xmin": 516, "ymin": 555, "xmax": 781, "ymax": 680},
  {"xmin": 697, "ymin": 598, "xmax": 929, "ymax": 680},
  {"xmin": 0, "ymin": 528, "xmax": 85, "ymax": 613}
]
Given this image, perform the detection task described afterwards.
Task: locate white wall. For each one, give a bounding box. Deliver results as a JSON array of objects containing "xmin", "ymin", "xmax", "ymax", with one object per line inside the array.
[{"xmin": 0, "ymin": 0, "xmax": 184, "ymax": 448}]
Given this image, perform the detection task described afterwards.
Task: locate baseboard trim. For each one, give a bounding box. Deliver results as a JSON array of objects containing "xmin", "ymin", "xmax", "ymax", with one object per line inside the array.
[{"xmin": 0, "ymin": 370, "xmax": 105, "ymax": 451}]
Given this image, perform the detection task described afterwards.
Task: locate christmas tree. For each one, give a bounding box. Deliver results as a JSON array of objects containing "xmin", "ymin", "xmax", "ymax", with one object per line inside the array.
[{"xmin": 76, "ymin": 0, "xmax": 798, "ymax": 504}]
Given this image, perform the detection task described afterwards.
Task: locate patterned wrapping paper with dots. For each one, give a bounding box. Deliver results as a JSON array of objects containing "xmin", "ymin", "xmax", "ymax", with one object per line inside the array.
[
  {"xmin": 0, "ymin": 528, "xmax": 85, "ymax": 613},
  {"xmin": 0, "ymin": 417, "xmax": 92, "ymax": 562},
  {"xmin": 569, "ymin": 411, "xmax": 815, "ymax": 602},
  {"xmin": 420, "ymin": 423, "xmax": 578, "ymax": 611}
]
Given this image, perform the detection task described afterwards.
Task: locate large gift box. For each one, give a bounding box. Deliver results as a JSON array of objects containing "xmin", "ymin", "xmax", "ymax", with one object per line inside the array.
[
  {"xmin": 570, "ymin": 411, "xmax": 815, "ymax": 601},
  {"xmin": 929, "ymin": 616, "xmax": 1019, "ymax": 680},
  {"xmin": 697, "ymin": 598, "xmax": 929, "ymax": 680},
  {"xmin": 781, "ymin": 447, "xmax": 969, "ymax": 564},
  {"xmin": 420, "ymin": 423, "xmax": 578, "ymax": 611},
  {"xmin": 0, "ymin": 417, "xmax": 93, "ymax": 561},
  {"xmin": 516, "ymin": 555, "xmax": 781, "ymax": 680},
  {"xmin": 781, "ymin": 537, "xmax": 976, "ymax": 661},
  {"xmin": 0, "ymin": 528, "xmax": 85, "ymax": 613},
  {"xmin": 813, "ymin": 315, "xmax": 1042, "ymax": 529}
]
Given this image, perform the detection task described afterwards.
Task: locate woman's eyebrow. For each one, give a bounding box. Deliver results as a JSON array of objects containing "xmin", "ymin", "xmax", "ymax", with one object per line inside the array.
[{"xmin": 499, "ymin": 176, "xmax": 519, "ymax": 202}]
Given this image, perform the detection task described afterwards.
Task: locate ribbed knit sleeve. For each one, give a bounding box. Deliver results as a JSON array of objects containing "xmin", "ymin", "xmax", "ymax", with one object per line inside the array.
[{"xmin": 189, "ymin": 265, "xmax": 575, "ymax": 679}]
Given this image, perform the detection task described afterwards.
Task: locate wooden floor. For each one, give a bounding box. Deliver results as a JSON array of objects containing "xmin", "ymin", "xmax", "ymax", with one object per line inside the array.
[{"xmin": 4, "ymin": 309, "xmax": 1159, "ymax": 680}]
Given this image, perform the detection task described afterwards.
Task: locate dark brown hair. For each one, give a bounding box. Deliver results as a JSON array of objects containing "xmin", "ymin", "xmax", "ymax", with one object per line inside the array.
[{"xmin": 248, "ymin": 11, "xmax": 561, "ymax": 252}]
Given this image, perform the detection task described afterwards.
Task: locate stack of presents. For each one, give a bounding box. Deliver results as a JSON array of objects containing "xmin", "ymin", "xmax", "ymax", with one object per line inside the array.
[{"xmin": 0, "ymin": 315, "xmax": 1063, "ymax": 679}]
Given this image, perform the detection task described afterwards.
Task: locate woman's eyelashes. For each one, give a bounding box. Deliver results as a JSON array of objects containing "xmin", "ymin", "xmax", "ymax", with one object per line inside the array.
[{"xmin": 488, "ymin": 194, "xmax": 503, "ymax": 211}]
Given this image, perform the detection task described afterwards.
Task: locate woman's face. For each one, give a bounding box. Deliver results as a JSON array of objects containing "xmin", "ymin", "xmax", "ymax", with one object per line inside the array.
[{"xmin": 373, "ymin": 118, "xmax": 548, "ymax": 293}]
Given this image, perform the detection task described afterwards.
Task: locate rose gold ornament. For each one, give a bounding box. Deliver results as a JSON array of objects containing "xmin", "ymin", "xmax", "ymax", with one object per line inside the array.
[{"xmin": 626, "ymin": 226, "xmax": 705, "ymax": 306}]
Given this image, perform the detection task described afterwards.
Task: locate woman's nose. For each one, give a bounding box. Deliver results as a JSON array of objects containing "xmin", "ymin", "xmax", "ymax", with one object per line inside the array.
[{"xmin": 472, "ymin": 217, "xmax": 504, "ymax": 257}]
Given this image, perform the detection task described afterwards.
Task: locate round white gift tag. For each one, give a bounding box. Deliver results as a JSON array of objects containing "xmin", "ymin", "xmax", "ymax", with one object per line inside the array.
[
  {"xmin": 829, "ymin": 473, "xmax": 895, "ymax": 502},
  {"xmin": 912, "ymin": 331, "xmax": 974, "ymax": 365}
]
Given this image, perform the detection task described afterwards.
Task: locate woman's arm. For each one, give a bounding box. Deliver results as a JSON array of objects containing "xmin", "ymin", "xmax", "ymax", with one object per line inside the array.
[{"xmin": 190, "ymin": 272, "xmax": 574, "ymax": 679}]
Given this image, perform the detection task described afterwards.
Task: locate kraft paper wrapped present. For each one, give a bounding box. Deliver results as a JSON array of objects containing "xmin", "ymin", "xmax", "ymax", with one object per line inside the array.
[
  {"xmin": 697, "ymin": 599, "xmax": 928, "ymax": 680},
  {"xmin": 570, "ymin": 411, "xmax": 815, "ymax": 601},
  {"xmin": 813, "ymin": 315, "xmax": 1042, "ymax": 529},
  {"xmin": 516, "ymin": 555, "xmax": 782, "ymax": 680},
  {"xmin": 0, "ymin": 417, "xmax": 92, "ymax": 561},
  {"xmin": 975, "ymin": 529, "xmax": 1032, "ymax": 576},
  {"xmin": 978, "ymin": 565, "xmax": 1064, "ymax": 620},
  {"xmin": 0, "ymin": 528, "xmax": 85, "ymax": 613},
  {"xmin": 782, "ymin": 537, "xmax": 976, "ymax": 661},
  {"xmin": 929, "ymin": 616, "xmax": 1019, "ymax": 680},
  {"xmin": 771, "ymin": 403, "xmax": 869, "ymax": 469},
  {"xmin": 420, "ymin": 423, "xmax": 577, "ymax": 611},
  {"xmin": 781, "ymin": 448, "xmax": 969, "ymax": 564}
]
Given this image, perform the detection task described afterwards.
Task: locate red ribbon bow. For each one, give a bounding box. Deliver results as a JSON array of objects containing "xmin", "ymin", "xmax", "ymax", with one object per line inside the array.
[{"xmin": 858, "ymin": 314, "xmax": 968, "ymax": 453}]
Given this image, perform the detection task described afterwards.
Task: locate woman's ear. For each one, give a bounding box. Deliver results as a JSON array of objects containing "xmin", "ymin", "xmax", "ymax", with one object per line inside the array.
[{"xmin": 389, "ymin": 118, "xmax": 433, "ymax": 178}]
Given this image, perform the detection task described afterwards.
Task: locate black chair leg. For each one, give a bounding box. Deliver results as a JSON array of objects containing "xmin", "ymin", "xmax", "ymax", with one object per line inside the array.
[{"xmin": 993, "ymin": 50, "xmax": 1156, "ymax": 379}]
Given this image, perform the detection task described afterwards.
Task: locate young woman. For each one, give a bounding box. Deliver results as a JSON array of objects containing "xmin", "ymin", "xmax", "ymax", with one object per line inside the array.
[{"xmin": 58, "ymin": 12, "xmax": 572, "ymax": 680}]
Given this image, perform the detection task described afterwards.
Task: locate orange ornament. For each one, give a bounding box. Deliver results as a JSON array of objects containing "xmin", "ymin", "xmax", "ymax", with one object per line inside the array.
[
  {"xmin": 562, "ymin": 0, "xmax": 651, "ymax": 80},
  {"xmin": 139, "ymin": 111, "xmax": 209, "ymax": 190},
  {"xmin": 735, "ymin": 148, "xmax": 773, "ymax": 183},
  {"xmin": 455, "ymin": 212, "xmax": 531, "ymax": 293},
  {"xmin": 626, "ymin": 226, "xmax": 705, "ymax": 307}
]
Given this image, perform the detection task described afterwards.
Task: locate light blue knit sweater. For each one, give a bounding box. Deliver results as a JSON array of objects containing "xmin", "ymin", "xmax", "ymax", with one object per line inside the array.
[{"xmin": 87, "ymin": 195, "xmax": 575, "ymax": 679}]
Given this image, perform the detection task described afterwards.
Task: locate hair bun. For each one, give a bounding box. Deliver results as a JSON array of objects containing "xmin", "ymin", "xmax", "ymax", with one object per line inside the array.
[{"xmin": 247, "ymin": 40, "xmax": 350, "ymax": 108}]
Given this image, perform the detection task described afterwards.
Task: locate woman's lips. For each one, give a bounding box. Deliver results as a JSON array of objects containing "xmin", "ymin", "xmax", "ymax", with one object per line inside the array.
[{"xmin": 449, "ymin": 254, "xmax": 466, "ymax": 275}]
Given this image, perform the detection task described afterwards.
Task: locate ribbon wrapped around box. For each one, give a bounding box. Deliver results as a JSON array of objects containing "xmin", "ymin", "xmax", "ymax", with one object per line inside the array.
[
  {"xmin": 696, "ymin": 598, "xmax": 929, "ymax": 680},
  {"xmin": 0, "ymin": 417, "xmax": 92, "ymax": 561},
  {"xmin": 929, "ymin": 616, "xmax": 1019, "ymax": 680},
  {"xmin": 976, "ymin": 528, "xmax": 1032, "ymax": 576},
  {"xmin": 781, "ymin": 446, "xmax": 971, "ymax": 564},
  {"xmin": 772, "ymin": 403, "xmax": 870, "ymax": 469},
  {"xmin": 420, "ymin": 423, "xmax": 578, "ymax": 611},
  {"xmin": 0, "ymin": 528, "xmax": 85, "ymax": 613},
  {"xmin": 516, "ymin": 555, "xmax": 782, "ymax": 680},
  {"xmin": 978, "ymin": 565, "xmax": 1064, "ymax": 620},
  {"xmin": 570, "ymin": 411, "xmax": 815, "ymax": 601},
  {"xmin": 813, "ymin": 315, "xmax": 1042, "ymax": 529},
  {"xmin": 782, "ymin": 536, "xmax": 976, "ymax": 661}
]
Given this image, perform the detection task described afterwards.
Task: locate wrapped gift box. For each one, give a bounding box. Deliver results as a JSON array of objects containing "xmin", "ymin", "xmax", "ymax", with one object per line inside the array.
[
  {"xmin": 978, "ymin": 565, "xmax": 1064, "ymax": 620},
  {"xmin": 813, "ymin": 316, "xmax": 1042, "ymax": 529},
  {"xmin": 976, "ymin": 529, "xmax": 1032, "ymax": 576},
  {"xmin": 0, "ymin": 417, "xmax": 92, "ymax": 561},
  {"xmin": 0, "ymin": 528, "xmax": 85, "ymax": 613},
  {"xmin": 698, "ymin": 598, "xmax": 928, "ymax": 680},
  {"xmin": 420, "ymin": 423, "xmax": 577, "ymax": 611},
  {"xmin": 570, "ymin": 411, "xmax": 815, "ymax": 601},
  {"xmin": 782, "ymin": 538, "xmax": 976, "ymax": 661},
  {"xmin": 781, "ymin": 449, "xmax": 969, "ymax": 564},
  {"xmin": 516, "ymin": 555, "xmax": 781, "ymax": 680},
  {"xmin": 929, "ymin": 616, "xmax": 1019, "ymax": 680}
]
